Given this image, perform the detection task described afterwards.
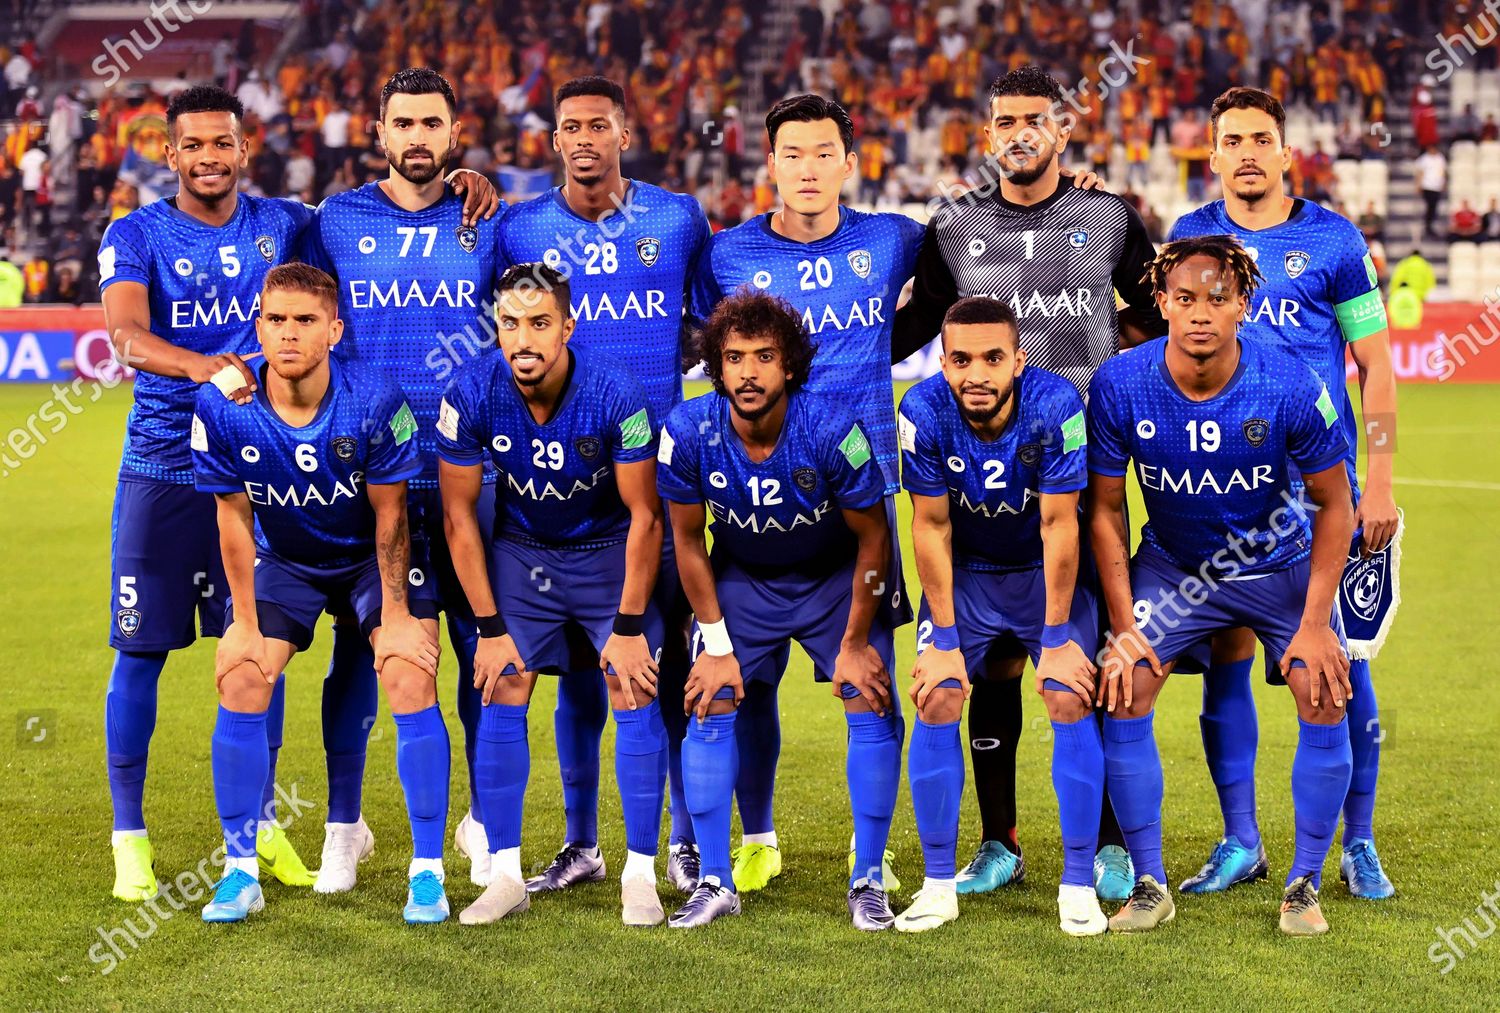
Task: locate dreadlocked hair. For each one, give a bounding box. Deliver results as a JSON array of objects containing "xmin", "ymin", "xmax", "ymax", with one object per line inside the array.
[{"xmin": 1144, "ymin": 234, "xmax": 1265, "ymax": 300}]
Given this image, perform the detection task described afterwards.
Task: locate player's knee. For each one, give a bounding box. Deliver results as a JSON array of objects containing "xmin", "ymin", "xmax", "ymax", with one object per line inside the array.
[
  {"xmin": 1209, "ymin": 626, "xmax": 1257, "ymax": 665},
  {"xmin": 1043, "ymin": 689, "xmax": 1092, "ymax": 724},
  {"xmin": 605, "ymin": 674, "xmax": 656, "ymax": 709},
  {"xmin": 379, "ymin": 661, "xmax": 438, "ymax": 713},
  {"xmin": 491, "ymin": 672, "xmax": 536, "ymax": 708},
  {"xmin": 219, "ymin": 664, "xmax": 274, "ymax": 713},
  {"xmin": 917, "ymin": 685, "xmax": 964, "ymax": 724}
]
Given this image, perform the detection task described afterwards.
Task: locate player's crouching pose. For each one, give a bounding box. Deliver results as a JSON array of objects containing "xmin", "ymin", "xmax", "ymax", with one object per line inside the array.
[
  {"xmin": 191, "ymin": 265, "xmax": 450, "ymax": 924},
  {"xmin": 1086, "ymin": 236, "xmax": 1356, "ymax": 936},
  {"xmin": 658, "ymin": 291, "xmax": 904, "ymax": 931},
  {"xmin": 438, "ymin": 263, "xmax": 670, "ymax": 928},
  {"xmin": 895, "ymin": 296, "xmax": 1106, "ymax": 935}
]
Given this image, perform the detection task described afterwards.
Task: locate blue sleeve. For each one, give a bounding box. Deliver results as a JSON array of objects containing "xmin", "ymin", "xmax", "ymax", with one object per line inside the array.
[
  {"xmin": 1039, "ymin": 386, "xmax": 1089, "ymax": 494},
  {"xmin": 1329, "ymin": 223, "xmax": 1378, "ymax": 305},
  {"xmin": 190, "ymin": 388, "xmax": 242, "ymax": 493},
  {"xmin": 98, "ymin": 216, "xmax": 151, "ymax": 291},
  {"xmin": 896, "ymin": 393, "xmax": 947, "ymax": 496},
  {"xmin": 687, "ymin": 235, "xmax": 723, "ymax": 332},
  {"xmin": 1286, "ymin": 369, "xmax": 1351, "ymax": 475},
  {"xmin": 655, "ymin": 407, "xmax": 703, "ymax": 504},
  {"xmin": 1085, "ymin": 367, "xmax": 1131, "ymax": 477},
  {"xmin": 821, "ymin": 410, "xmax": 885, "ymax": 511},
  {"xmin": 1166, "ymin": 215, "xmax": 1185, "ymax": 242},
  {"xmin": 300, "ymin": 207, "xmax": 335, "ymax": 276},
  {"xmin": 434, "ymin": 370, "xmax": 487, "ymax": 466},
  {"xmin": 365, "ymin": 380, "xmax": 422, "ymax": 485},
  {"xmin": 896, "ymin": 213, "xmax": 926, "ymax": 282},
  {"xmin": 494, "ymin": 205, "xmax": 517, "ymax": 273},
  {"xmin": 607, "ymin": 376, "xmax": 658, "ymax": 465}
]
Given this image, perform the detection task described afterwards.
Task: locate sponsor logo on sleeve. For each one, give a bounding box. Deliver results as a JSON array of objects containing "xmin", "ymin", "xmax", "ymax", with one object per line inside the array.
[
  {"xmin": 389, "ymin": 402, "xmax": 418, "ymax": 445},
  {"xmin": 1061, "ymin": 410, "xmax": 1087, "ymax": 453},
  {"xmin": 1315, "ymin": 385, "xmax": 1338, "ymax": 429},
  {"xmin": 619, "ymin": 408, "xmax": 652, "ymax": 450},
  {"xmin": 839, "ymin": 424, "xmax": 872, "ymax": 469}
]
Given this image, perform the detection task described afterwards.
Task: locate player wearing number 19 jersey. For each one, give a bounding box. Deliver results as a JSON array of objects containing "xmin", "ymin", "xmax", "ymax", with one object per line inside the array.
[
  {"xmin": 302, "ymin": 69, "xmax": 506, "ymax": 888},
  {"xmin": 493, "ymin": 77, "xmax": 711, "ymax": 894},
  {"xmin": 688, "ymin": 94, "xmax": 917, "ymax": 891},
  {"xmin": 895, "ymin": 297, "xmax": 1106, "ymax": 936},
  {"xmin": 97, "ymin": 86, "xmax": 314, "ymax": 901},
  {"xmin": 1086, "ymin": 237, "xmax": 1355, "ymax": 937},
  {"xmin": 658, "ymin": 292, "xmax": 902, "ymax": 931},
  {"xmin": 1168, "ymin": 87, "xmax": 1399, "ymax": 900}
]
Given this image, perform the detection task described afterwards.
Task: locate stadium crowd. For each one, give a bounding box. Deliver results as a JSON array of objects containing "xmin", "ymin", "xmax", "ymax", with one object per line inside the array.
[{"xmin": 0, "ymin": 0, "xmax": 1455, "ymax": 306}]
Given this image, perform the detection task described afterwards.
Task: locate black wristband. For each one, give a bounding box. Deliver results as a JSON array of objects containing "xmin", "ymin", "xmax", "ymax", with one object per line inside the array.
[
  {"xmin": 475, "ymin": 613, "xmax": 506, "ymax": 639},
  {"xmin": 613, "ymin": 611, "xmax": 644, "ymax": 637}
]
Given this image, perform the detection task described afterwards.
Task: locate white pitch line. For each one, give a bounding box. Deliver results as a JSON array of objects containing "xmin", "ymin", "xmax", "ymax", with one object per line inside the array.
[{"xmin": 1393, "ymin": 477, "xmax": 1500, "ymax": 491}]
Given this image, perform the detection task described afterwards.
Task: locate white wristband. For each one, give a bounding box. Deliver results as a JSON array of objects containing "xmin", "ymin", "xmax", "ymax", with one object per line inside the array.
[
  {"xmin": 699, "ymin": 618, "xmax": 734, "ymax": 657},
  {"xmin": 210, "ymin": 364, "xmax": 247, "ymax": 396}
]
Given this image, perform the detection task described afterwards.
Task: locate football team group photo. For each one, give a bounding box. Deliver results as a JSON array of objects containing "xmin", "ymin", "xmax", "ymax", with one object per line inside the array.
[{"xmin": 1, "ymin": 1, "xmax": 1496, "ymax": 1009}]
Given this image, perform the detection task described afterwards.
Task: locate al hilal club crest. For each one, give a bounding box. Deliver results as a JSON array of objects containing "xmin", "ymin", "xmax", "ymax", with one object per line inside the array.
[
  {"xmin": 794, "ymin": 467, "xmax": 817, "ymax": 491},
  {"xmin": 255, "ymin": 235, "xmax": 276, "ymax": 263},
  {"xmin": 332, "ymin": 436, "xmax": 357, "ymax": 461},
  {"xmin": 455, "ymin": 226, "xmax": 478, "ymax": 253},
  {"xmin": 847, "ymin": 249, "xmax": 871, "ymax": 279},
  {"xmin": 1242, "ymin": 418, "xmax": 1270, "ymax": 447},
  {"xmin": 117, "ymin": 608, "xmax": 141, "ymax": 638},
  {"xmin": 636, "ymin": 236, "xmax": 661, "ymax": 267},
  {"xmin": 1284, "ymin": 250, "xmax": 1310, "ymax": 279},
  {"xmin": 575, "ymin": 436, "xmax": 601, "ymax": 459}
]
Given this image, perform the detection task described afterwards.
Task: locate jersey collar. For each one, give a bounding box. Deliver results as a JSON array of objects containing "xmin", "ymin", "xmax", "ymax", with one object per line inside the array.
[
  {"xmin": 162, "ymin": 192, "xmax": 246, "ymax": 230},
  {"xmin": 756, "ymin": 205, "xmax": 850, "ymax": 245},
  {"xmin": 989, "ymin": 173, "xmax": 1067, "ymax": 215},
  {"xmin": 1213, "ymin": 196, "xmax": 1310, "ymax": 235},
  {"xmin": 367, "ymin": 179, "xmax": 455, "ymax": 215},
  {"xmin": 1154, "ymin": 338, "xmax": 1249, "ymax": 404},
  {"xmin": 721, "ymin": 388, "xmax": 797, "ymax": 465},
  {"xmin": 547, "ymin": 180, "xmax": 638, "ymax": 226},
  {"xmin": 253, "ymin": 357, "xmax": 339, "ymax": 430}
]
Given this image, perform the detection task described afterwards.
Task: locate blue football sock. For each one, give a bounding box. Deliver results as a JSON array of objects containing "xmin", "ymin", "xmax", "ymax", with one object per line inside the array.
[
  {"xmin": 322, "ymin": 624, "xmax": 377, "ymax": 824},
  {"xmin": 1342, "ymin": 659, "xmax": 1379, "ymax": 845},
  {"xmin": 908, "ymin": 718, "xmax": 963, "ymax": 880},
  {"xmin": 105, "ymin": 650, "xmax": 166, "ymax": 832},
  {"xmin": 734, "ymin": 680, "xmax": 781, "ymax": 836},
  {"xmin": 846, "ymin": 709, "xmax": 901, "ymax": 887},
  {"xmin": 260, "ymin": 675, "xmax": 286, "ymax": 824},
  {"xmin": 1102, "ymin": 711, "xmax": 1166, "ymax": 883},
  {"xmin": 555, "ymin": 670, "xmax": 607, "ymax": 847},
  {"xmin": 1200, "ymin": 657, "xmax": 1260, "ymax": 848},
  {"xmin": 1289, "ymin": 718, "xmax": 1352, "ymax": 888},
  {"xmin": 613, "ymin": 701, "xmax": 668, "ymax": 857},
  {"xmin": 684, "ymin": 712, "xmax": 738, "ymax": 888},
  {"xmin": 655, "ymin": 657, "xmax": 693, "ymax": 847},
  {"xmin": 1052, "ymin": 715, "xmax": 1105, "ymax": 888},
  {"xmin": 449, "ymin": 614, "xmax": 484, "ymax": 817},
  {"xmin": 476, "ymin": 703, "xmax": 530, "ymax": 855},
  {"xmin": 212, "ymin": 705, "xmax": 269, "ymax": 859},
  {"xmin": 392, "ymin": 705, "xmax": 451, "ymax": 861}
]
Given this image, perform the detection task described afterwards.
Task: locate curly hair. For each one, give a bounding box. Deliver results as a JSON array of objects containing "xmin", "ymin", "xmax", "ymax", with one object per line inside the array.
[
  {"xmin": 698, "ymin": 290, "xmax": 817, "ymax": 396},
  {"xmin": 1144, "ymin": 235, "xmax": 1265, "ymax": 300}
]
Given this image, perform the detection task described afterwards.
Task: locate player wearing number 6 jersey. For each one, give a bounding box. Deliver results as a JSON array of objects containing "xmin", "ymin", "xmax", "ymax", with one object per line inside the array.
[
  {"xmin": 895, "ymin": 296, "xmax": 1105, "ymax": 936},
  {"xmin": 191, "ymin": 265, "xmax": 449, "ymax": 924},
  {"xmin": 658, "ymin": 292, "xmax": 903, "ymax": 931},
  {"xmin": 1086, "ymin": 237, "xmax": 1355, "ymax": 937}
]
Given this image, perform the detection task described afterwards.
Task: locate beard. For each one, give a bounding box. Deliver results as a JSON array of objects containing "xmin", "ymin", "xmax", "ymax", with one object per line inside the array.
[
  {"xmin": 391, "ymin": 143, "xmax": 452, "ymax": 185},
  {"xmin": 181, "ymin": 166, "xmax": 236, "ymax": 203},
  {"xmin": 956, "ymin": 382, "xmax": 1015, "ymax": 426},
  {"xmin": 729, "ymin": 385, "xmax": 784, "ymax": 423},
  {"xmin": 999, "ymin": 140, "xmax": 1056, "ymax": 187}
]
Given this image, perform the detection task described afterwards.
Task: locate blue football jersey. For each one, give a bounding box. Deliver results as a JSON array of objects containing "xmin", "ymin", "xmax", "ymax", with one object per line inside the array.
[
  {"xmin": 498, "ymin": 182, "xmax": 710, "ymax": 421},
  {"xmin": 191, "ymin": 359, "xmax": 421, "ymax": 571},
  {"xmin": 657, "ymin": 389, "xmax": 885, "ymax": 571},
  {"xmin": 1087, "ymin": 337, "xmax": 1350, "ymax": 577},
  {"xmin": 303, "ymin": 182, "xmax": 507, "ymax": 488},
  {"xmin": 1169, "ymin": 199, "xmax": 1387, "ymax": 485},
  {"xmin": 435, "ymin": 348, "xmax": 657, "ymax": 549},
  {"xmin": 98, "ymin": 194, "xmax": 314, "ymax": 482},
  {"xmin": 690, "ymin": 207, "xmax": 925, "ymax": 495},
  {"xmin": 898, "ymin": 366, "xmax": 1088, "ymax": 573}
]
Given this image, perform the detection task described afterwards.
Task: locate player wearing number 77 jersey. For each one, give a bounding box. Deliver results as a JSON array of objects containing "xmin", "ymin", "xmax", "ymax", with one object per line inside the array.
[
  {"xmin": 895, "ymin": 296, "xmax": 1106, "ymax": 936},
  {"xmin": 657, "ymin": 291, "xmax": 903, "ymax": 931},
  {"xmin": 190, "ymin": 265, "xmax": 449, "ymax": 924},
  {"xmin": 1085, "ymin": 236, "xmax": 1355, "ymax": 937}
]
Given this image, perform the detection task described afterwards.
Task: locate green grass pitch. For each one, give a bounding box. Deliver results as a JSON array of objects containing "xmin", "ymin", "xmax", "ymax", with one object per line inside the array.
[{"xmin": 1, "ymin": 380, "xmax": 1497, "ymax": 1011}]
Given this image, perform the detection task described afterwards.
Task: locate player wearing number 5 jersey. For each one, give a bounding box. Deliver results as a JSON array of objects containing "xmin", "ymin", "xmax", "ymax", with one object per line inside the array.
[
  {"xmin": 191, "ymin": 265, "xmax": 448, "ymax": 924},
  {"xmin": 97, "ymin": 85, "xmax": 316, "ymax": 901}
]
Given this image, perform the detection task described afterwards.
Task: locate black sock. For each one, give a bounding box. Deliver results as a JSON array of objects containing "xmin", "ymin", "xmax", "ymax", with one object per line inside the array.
[
  {"xmin": 1097, "ymin": 775, "xmax": 1127, "ymax": 850},
  {"xmin": 967, "ymin": 676, "xmax": 1021, "ymax": 854}
]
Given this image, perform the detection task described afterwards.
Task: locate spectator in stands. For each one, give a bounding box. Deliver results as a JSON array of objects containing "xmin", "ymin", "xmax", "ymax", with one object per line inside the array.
[
  {"xmin": 1453, "ymin": 102, "xmax": 1482, "ymax": 143},
  {"xmin": 1358, "ymin": 201, "xmax": 1386, "ymax": 240},
  {"xmin": 1449, "ymin": 198, "xmax": 1484, "ymax": 241},
  {"xmin": 0, "ymin": 257, "xmax": 21, "ymax": 309},
  {"xmin": 1486, "ymin": 197, "xmax": 1500, "ymax": 239},
  {"xmin": 48, "ymin": 263, "xmax": 80, "ymax": 304},
  {"xmin": 1336, "ymin": 118, "xmax": 1363, "ymax": 160},
  {"xmin": 1389, "ymin": 249, "xmax": 1436, "ymax": 302},
  {"xmin": 236, "ymin": 69, "xmax": 282, "ymax": 123},
  {"xmin": 21, "ymin": 252, "xmax": 48, "ymax": 303},
  {"xmin": 1415, "ymin": 144, "xmax": 1447, "ymax": 238},
  {"xmin": 1486, "ymin": 114, "xmax": 1500, "ymax": 142},
  {"xmin": 1298, "ymin": 140, "xmax": 1335, "ymax": 202},
  {"xmin": 1170, "ymin": 107, "xmax": 1210, "ymax": 201},
  {"xmin": 1411, "ymin": 74, "xmax": 1440, "ymax": 151},
  {"xmin": 18, "ymin": 143, "xmax": 45, "ymax": 239}
]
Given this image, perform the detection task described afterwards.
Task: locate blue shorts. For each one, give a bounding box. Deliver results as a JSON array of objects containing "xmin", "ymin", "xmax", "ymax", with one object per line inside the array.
[
  {"xmin": 227, "ymin": 552, "xmax": 439, "ymax": 653},
  {"xmin": 916, "ymin": 566, "xmax": 1101, "ymax": 691},
  {"xmin": 1129, "ymin": 545, "xmax": 1346, "ymax": 685},
  {"xmin": 689, "ymin": 557, "xmax": 898, "ymax": 687},
  {"xmin": 492, "ymin": 539, "xmax": 663, "ymax": 675},
  {"xmin": 408, "ymin": 483, "xmax": 495, "ymax": 622},
  {"xmin": 109, "ymin": 478, "xmax": 228, "ymax": 650}
]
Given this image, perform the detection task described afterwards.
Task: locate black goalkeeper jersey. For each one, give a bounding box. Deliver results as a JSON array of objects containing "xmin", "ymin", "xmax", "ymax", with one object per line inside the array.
[{"xmin": 892, "ymin": 177, "xmax": 1166, "ymax": 396}]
